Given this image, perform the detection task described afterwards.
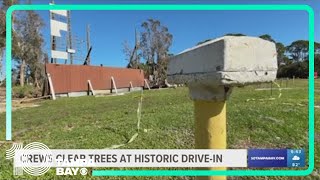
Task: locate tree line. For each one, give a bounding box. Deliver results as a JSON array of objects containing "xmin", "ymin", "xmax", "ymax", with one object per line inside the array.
[
  {"xmin": 197, "ymin": 34, "xmax": 320, "ymax": 79},
  {"xmin": 0, "ymin": 1, "xmax": 318, "ymax": 91},
  {"xmin": 124, "ymin": 24, "xmax": 320, "ymax": 87},
  {"xmin": 0, "ymin": 0, "xmax": 46, "ymax": 89},
  {"xmin": 258, "ymin": 35, "xmax": 320, "ymax": 78},
  {"xmin": 123, "ymin": 19, "xmax": 173, "ymax": 87}
]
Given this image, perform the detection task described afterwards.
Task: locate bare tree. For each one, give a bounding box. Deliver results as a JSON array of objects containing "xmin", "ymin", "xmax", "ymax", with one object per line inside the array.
[{"xmin": 122, "ymin": 29, "xmax": 141, "ymax": 69}]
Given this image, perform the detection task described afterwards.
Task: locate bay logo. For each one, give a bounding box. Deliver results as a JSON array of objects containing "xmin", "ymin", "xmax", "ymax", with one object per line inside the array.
[{"xmin": 56, "ymin": 167, "xmax": 88, "ymax": 176}]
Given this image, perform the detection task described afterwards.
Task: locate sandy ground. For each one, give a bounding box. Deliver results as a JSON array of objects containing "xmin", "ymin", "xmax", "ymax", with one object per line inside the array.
[{"xmin": 0, "ymin": 87, "xmax": 42, "ymax": 113}]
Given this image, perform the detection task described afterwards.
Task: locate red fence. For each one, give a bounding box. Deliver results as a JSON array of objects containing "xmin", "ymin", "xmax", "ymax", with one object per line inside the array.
[{"xmin": 45, "ymin": 64, "xmax": 145, "ymax": 94}]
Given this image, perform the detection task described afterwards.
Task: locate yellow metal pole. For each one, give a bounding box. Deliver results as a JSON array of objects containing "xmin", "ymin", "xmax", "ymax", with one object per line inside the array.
[{"xmin": 194, "ymin": 100, "xmax": 227, "ymax": 180}]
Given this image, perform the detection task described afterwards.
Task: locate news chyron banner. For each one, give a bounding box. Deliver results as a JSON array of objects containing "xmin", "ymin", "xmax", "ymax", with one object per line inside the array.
[{"xmin": 8, "ymin": 142, "xmax": 305, "ymax": 177}]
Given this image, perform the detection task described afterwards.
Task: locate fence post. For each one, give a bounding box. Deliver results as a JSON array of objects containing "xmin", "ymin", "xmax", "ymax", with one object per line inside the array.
[
  {"xmin": 129, "ymin": 81, "xmax": 133, "ymax": 92},
  {"xmin": 88, "ymin": 80, "xmax": 95, "ymax": 96},
  {"xmin": 270, "ymin": 81, "xmax": 273, "ymax": 96},
  {"xmin": 293, "ymin": 76, "xmax": 295, "ymax": 85},
  {"xmin": 47, "ymin": 73, "xmax": 56, "ymax": 100},
  {"xmin": 144, "ymin": 79, "xmax": 151, "ymax": 90},
  {"xmin": 111, "ymin": 76, "xmax": 118, "ymax": 94}
]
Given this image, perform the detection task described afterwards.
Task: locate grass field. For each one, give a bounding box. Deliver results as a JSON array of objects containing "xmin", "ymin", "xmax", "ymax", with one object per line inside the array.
[{"xmin": 0, "ymin": 79, "xmax": 319, "ymax": 180}]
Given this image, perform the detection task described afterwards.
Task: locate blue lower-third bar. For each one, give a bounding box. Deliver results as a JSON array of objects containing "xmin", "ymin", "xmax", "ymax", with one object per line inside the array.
[{"xmin": 248, "ymin": 149, "xmax": 305, "ymax": 168}]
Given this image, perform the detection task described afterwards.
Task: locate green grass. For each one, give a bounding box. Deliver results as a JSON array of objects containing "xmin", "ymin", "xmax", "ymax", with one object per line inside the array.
[{"xmin": 0, "ymin": 79, "xmax": 319, "ymax": 180}]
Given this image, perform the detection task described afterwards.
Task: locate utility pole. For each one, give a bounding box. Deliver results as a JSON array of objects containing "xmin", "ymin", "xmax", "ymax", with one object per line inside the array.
[
  {"xmin": 128, "ymin": 28, "xmax": 139, "ymax": 68},
  {"xmin": 135, "ymin": 28, "xmax": 139, "ymax": 48},
  {"xmin": 86, "ymin": 24, "xmax": 91, "ymax": 65},
  {"xmin": 67, "ymin": 10, "xmax": 73, "ymax": 64}
]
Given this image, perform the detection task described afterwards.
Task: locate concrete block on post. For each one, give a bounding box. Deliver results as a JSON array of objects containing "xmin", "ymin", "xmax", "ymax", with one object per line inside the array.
[{"xmin": 167, "ymin": 36, "xmax": 278, "ymax": 180}]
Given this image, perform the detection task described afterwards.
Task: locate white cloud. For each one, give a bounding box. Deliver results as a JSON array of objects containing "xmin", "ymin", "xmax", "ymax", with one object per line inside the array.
[{"xmin": 292, "ymin": 155, "xmax": 300, "ymax": 161}]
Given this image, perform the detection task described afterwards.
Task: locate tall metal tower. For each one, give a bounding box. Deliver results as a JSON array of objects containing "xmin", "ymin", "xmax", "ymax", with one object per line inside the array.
[
  {"xmin": 86, "ymin": 24, "xmax": 91, "ymax": 65},
  {"xmin": 49, "ymin": 1, "xmax": 75, "ymax": 64},
  {"xmin": 67, "ymin": 10, "xmax": 73, "ymax": 64}
]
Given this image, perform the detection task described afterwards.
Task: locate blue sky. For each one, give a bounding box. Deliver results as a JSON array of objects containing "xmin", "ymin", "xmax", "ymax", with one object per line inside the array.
[{"xmin": 8, "ymin": 0, "xmax": 320, "ymax": 68}]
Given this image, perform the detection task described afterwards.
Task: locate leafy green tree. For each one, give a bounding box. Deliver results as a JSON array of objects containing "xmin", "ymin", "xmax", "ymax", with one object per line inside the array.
[
  {"xmin": 315, "ymin": 54, "xmax": 320, "ymax": 75},
  {"xmin": 196, "ymin": 39, "xmax": 212, "ymax": 46},
  {"xmin": 259, "ymin": 34, "xmax": 276, "ymax": 43},
  {"xmin": 286, "ymin": 40, "xmax": 309, "ymax": 61},
  {"xmin": 278, "ymin": 40, "xmax": 320, "ymax": 78},
  {"xmin": 197, "ymin": 33, "xmax": 246, "ymax": 46},
  {"xmin": 225, "ymin": 33, "xmax": 246, "ymax": 36},
  {"xmin": 139, "ymin": 19, "xmax": 173, "ymax": 87},
  {"xmin": 286, "ymin": 40, "xmax": 320, "ymax": 61},
  {"xmin": 0, "ymin": 9, "xmax": 5, "ymax": 49},
  {"xmin": 259, "ymin": 34, "xmax": 289, "ymax": 67},
  {"xmin": 15, "ymin": 4, "xmax": 45, "ymax": 87},
  {"xmin": 276, "ymin": 42, "xmax": 286, "ymax": 62},
  {"xmin": 0, "ymin": 0, "xmax": 19, "ymax": 78}
]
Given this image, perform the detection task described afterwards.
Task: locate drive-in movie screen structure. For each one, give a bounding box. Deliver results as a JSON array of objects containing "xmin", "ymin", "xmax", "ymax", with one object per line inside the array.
[{"xmin": 0, "ymin": 0, "xmax": 318, "ymax": 179}]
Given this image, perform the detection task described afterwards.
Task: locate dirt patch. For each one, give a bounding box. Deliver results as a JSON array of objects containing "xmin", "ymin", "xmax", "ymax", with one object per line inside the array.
[
  {"xmin": 0, "ymin": 97, "xmax": 46, "ymax": 113},
  {"xmin": 316, "ymin": 133, "xmax": 320, "ymax": 143},
  {"xmin": 255, "ymin": 88, "xmax": 293, "ymax": 91},
  {"xmin": 0, "ymin": 101, "xmax": 42, "ymax": 113}
]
